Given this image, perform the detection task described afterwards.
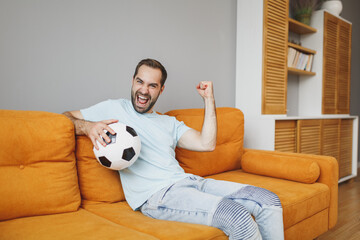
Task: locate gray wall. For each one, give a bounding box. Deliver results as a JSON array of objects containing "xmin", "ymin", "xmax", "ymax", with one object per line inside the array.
[
  {"xmin": 341, "ymin": 0, "xmax": 360, "ymax": 164},
  {"xmin": 0, "ymin": 0, "xmax": 236, "ymax": 114},
  {"xmin": 342, "ymin": 0, "xmax": 360, "ymax": 117}
]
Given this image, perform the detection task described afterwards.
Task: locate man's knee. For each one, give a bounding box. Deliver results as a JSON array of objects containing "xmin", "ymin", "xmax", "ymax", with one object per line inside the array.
[
  {"xmin": 211, "ymin": 199, "xmax": 261, "ymax": 240},
  {"xmin": 228, "ymin": 186, "xmax": 281, "ymax": 208}
]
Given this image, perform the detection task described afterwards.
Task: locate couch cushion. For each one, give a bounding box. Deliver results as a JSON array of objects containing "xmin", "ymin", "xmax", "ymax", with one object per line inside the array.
[
  {"xmin": 284, "ymin": 209, "xmax": 329, "ymax": 240},
  {"xmin": 82, "ymin": 201, "xmax": 227, "ymax": 240},
  {"xmin": 208, "ymin": 170, "xmax": 330, "ymax": 229},
  {"xmin": 0, "ymin": 110, "xmax": 81, "ymax": 221},
  {"xmin": 242, "ymin": 150, "xmax": 321, "ymax": 183},
  {"xmin": 0, "ymin": 208, "xmax": 158, "ymax": 240},
  {"xmin": 76, "ymin": 136, "xmax": 125, "ymax": 203},
  {"xmin": 165, "ymin": 107, "xmax": 243, "ymax": 176}
]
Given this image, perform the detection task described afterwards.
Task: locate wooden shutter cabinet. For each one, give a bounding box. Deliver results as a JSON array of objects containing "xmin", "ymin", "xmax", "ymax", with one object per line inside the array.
[
  {"xmin": 262, "ymin": 0, "xmax": 288, "ymax": 114},
  {"xmin": 339, "ymin": 119, "xmax": 353, "ymax": 178},
  {"xmin": 275, "ymin": 120, "xmax": 297, "ymax": 153},
  {"xmin": 275, "ymin": 118, "xmax": 354, "ymax": 180},
  {"xmin": 297, "ymin": 120, "xmax": 322, "ymax": 155},
  {"xmin": 322, "ymin": 12, "xmax": 352, "ymax": 114},
  {"xmin": 321, "ymin": 119, "xmax": 340, "ymax": 169},
  {"xmin": 337, "ymin": 19, "xmax": 352, "ymax": 114}
]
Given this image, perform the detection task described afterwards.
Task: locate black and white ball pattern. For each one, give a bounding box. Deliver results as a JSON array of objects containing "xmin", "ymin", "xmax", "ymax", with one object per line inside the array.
[{"xmin": 93, "ymin": 123, "xmax": 141, "ymax": 170}]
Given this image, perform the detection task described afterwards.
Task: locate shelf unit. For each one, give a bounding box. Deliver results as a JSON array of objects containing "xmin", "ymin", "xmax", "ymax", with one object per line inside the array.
[
  {"xmin": 288, "ymin": 19, "xmax": 317, "ymax": 75},
  {"xmin": 236, "ymin": 0, "xmax": 358, "ymax": 183}
]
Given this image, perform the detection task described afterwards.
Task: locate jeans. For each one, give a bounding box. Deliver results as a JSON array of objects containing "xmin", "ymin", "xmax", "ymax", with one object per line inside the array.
[{"xmin": 140, "ymin": 175, "xmax": 284, "ymax": 240}]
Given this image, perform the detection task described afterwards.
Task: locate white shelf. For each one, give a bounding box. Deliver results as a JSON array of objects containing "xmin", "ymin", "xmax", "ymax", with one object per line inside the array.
[{"xmin": 274, "ymin": 115, "xmax": 357, "ymax": 120}]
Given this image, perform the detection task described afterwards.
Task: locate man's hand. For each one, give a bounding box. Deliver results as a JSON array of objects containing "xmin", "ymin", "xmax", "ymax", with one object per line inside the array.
[
  {"xmin": 196, "ymin": 81, "xmax": 214, "ymax": 100},
  {"xmin": 84, "ymin": 119, "xmax": 118, "ymax": 150},
  {"xmin": 63, "ymin": 111, "xmax": 118, "ymax": 150}
]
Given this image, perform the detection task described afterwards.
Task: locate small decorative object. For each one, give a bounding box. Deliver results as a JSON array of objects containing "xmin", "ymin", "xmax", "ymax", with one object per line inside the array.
[
  {"xmin": 321, "ymin": 0, "xmax": 343, "ymax": 16},
  {"xmin": 290, "ymin": 0, "xmax": 322, "ymax": 25}
]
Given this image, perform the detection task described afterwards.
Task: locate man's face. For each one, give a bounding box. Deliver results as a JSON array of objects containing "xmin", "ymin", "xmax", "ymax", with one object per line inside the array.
[{"xmin": 131, "ymin": 65, "xmax": 164, "ymax": 114}]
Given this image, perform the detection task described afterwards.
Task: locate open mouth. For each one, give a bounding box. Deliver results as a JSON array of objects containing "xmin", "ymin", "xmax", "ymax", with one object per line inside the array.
[{"xmin": 136, "ymin": 94, "xmax": 150, "ymax": 107}]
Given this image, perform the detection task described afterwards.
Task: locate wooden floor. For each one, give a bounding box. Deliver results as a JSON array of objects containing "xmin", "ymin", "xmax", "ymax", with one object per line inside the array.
[{"xmin": 318, "ymin": 168, "xmax": 360, "ymax": 240}]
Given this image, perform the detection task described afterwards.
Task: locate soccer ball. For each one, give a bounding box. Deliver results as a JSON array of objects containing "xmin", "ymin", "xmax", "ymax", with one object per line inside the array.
[{"xmin": 93, "ymin": 122, "xmax": 141, "ymax": 170}]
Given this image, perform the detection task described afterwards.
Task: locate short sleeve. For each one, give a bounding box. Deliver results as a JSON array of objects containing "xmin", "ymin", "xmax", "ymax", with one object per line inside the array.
[
  {"xmin": 80, "ymin": 100, "xmax": 112, "ymax": 122},
  {"xmin": 175, "ymin": 119, "xmax": 191, "ymax": 143}
]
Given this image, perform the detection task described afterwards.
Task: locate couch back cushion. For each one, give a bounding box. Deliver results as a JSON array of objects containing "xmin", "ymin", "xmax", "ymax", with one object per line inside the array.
[
  {"xmin": 76, "ymin": 136, "xmax": 125, "ymax": 203},
  {"xmin": 0, "ymin": 110, "xmax": 81, "ymax": 221},
  {"xmin": 165, "ymin": 107, "xmax": 244, "ymax": 176}
]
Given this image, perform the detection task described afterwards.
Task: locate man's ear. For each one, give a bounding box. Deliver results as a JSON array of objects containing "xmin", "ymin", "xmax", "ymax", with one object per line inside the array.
[{"xmin": 160, "ymin": 85, "xmax": 165, "ymax": 94}]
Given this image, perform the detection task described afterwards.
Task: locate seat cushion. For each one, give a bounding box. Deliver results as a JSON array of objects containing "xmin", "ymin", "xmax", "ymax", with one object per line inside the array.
[
  {"xmin": 0, "ymin": 110, "xmax": 81, "ymax": 221},
  {"xmin": 165, "ymin": 107, "xmax": 244, "ymax": 176},
  {"xmin": 208, "ymin": 170, "xmax": 330, "ymax": 229},
  {"xmin": 0, "ymin": 208, "xmax": 158, "ymax": 240},
  {"xmin": 82, "ymin": 201, "xmax": 227, "ymax": 240},
  {"xmin": 76, "ymin": 136, "xmax": 125, "ymax": 203}
]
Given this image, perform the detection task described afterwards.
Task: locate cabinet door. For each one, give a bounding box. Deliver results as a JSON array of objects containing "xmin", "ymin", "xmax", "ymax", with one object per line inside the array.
[
  {"xmin": 323, "ymin": 12, "xmax": 338, "ymax": 114},
  {"xmin": 339, "ymin": 119, "xmax": 353, "ymax": 178},
  {"xmin": 262, "ymin": 0, "xmax": 288, "ymax": 114},
  {"xmin": 337, "ymin": 19, "xmax": 351, "ymax": 114},
  {"xmin": 321, "ymin": 119, "xmax": 340, "ymax": 168},
  {"xmin": 275, "ymin": 120, "xmax": 297, "ymax": 153},
  {"xmin": 297, "ymin": 120, "xmax": 321, "ymax": 154},
  {"xmin": 322, "ymin": 12, "xmax": 352, "ymax": 114}
]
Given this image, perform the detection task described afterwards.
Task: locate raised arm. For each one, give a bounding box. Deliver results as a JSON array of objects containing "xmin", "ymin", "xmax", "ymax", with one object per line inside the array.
[
  {"xmin": 63, "ymin": 110, "xmax": 118, "ymax": 150},
  {"xmin": 177, "ymin": 81, "xmax": 217, "ymax": 152}
]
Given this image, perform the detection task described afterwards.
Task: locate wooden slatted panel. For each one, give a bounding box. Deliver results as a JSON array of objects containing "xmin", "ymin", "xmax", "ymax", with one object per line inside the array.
[
  {"xmin": 275, "ymin": 120, "xmax": 297, "ymax": 153},
  {"xmin": 337, "ymin": 20, "xmax": 352, "ymax": 114},
  {"xmin": 323, "ymin": 12, "xmax": 338, "ymax": 114},
  {"xmin": 321, "ymin": 119, "xmax": 340, "ymax": 170},
  {"xmin": 262, "ymin": 0, "xmax": 288, "ymax": 114},
  {"xmin": 297, "ymin": 120, "xmax": 321, "ymax": 155},
  {"xmin": 339, "ymin": 119, "xmax": 353, "ymax": 178}
]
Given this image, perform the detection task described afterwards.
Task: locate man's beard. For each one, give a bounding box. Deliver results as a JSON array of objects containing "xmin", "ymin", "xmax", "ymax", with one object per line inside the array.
[{"xmin": 131, "ymin": 89, "xmax": 160, "ymax": 114}]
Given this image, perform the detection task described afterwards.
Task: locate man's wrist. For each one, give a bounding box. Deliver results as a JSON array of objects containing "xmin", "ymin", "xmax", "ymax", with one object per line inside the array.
[
  {"xmin": 204, "ymin": 96, "xmax": 215, "ymax": 105},
  {"xmin": 78, "ymin": 119, "xmax": 91, "ymax": 136}
]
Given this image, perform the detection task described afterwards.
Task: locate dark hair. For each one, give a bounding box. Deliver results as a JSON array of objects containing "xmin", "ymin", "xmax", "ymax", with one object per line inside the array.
[{"xmin": 133, "ymin": 58, "xmax": 167, "ymax": 87}]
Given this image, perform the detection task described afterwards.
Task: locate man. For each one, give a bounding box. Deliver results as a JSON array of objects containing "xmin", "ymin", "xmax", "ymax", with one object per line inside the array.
[{"xmin": 63, "ymin": 58, "xmax": 284, "ymax": 240}]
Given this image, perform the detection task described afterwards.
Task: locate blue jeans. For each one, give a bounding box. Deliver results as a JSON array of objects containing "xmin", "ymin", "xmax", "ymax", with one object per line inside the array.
[{"xmin": 140, "ymin": 175, "xmax": 284, "ymax": 240}]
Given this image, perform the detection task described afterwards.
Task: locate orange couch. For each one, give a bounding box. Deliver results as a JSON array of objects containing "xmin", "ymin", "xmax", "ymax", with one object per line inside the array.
[{"xmin": 0, "ymin": 108, "xmax": 338, "ymax": 240}]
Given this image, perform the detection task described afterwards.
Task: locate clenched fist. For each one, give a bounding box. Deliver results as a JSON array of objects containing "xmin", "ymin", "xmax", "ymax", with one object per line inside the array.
[{"xmin": 196, "ymin": 81, "xmax": 214, "ymax": 100}]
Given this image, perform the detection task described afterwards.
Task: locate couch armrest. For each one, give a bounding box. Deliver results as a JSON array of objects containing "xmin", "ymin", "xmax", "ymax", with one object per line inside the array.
[{"xmin": 242, "ymin": 148, "xmax": 338, "ymax": 229}]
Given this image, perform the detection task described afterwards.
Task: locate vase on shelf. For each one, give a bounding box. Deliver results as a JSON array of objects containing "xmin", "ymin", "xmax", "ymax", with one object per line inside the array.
[
  {"xmin": 321, "ymin": 0, "xmax": 343, "ymax": 16},
  {"xmin": 295, "ymin": 13, "xmax": 311, "ymax": 25},
  {"xmin": 290, "ymin": 0, "xmax": 321, "ymax": 26}
]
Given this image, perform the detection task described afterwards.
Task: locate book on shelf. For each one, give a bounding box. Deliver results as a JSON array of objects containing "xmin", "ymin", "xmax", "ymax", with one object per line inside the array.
[
  {"xmin": 287, "ymin": 47, "xmax": 314, "ymax": 72},
  {"xmin": 287, "ymin": 47, "xmax": 297, "ymax": 67},
  {"xmin": 306, "ymin": 55, "xmax": 314, "ymax": 71}
]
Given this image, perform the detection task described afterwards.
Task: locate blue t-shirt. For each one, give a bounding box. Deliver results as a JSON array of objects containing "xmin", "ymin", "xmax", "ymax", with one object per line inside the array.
[{"xmin": 80, "ymin": 99, "xmax": 191, "ymax": 210}]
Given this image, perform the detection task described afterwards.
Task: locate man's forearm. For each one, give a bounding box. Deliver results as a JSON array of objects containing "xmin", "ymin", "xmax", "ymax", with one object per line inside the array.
[
  {"xmin": 200, "ymin": 97, "xmax": 217, "ymax": 151},
  {"xmin": 63, "ymin": 111, "xmax": 119, "ymax": 149},
  {"xmin": 63, "ymin": 111, "xmax": 89, "ymax": 136}
]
